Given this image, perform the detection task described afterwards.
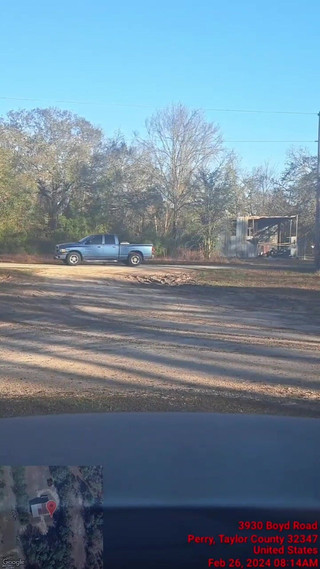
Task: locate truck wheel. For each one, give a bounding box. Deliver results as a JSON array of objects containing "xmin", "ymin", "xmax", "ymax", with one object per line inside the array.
[
  {"xmin": 127, "ymin": 252, "xmax": 142, "ymax": 267},
  {"xmin": 66, "ymin": 252, "xmax": 82, "ymax": 266}
]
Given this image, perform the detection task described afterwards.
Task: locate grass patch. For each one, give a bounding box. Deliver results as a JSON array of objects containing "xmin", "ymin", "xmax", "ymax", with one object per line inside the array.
[
  {"xmin": 0, "ymin": 253, "xmax": 54, "ymax": 264},
  {"xmin": 194, "ymin": 268, "xmax": 320, "ymax": 292},
  {"xmin": 0, "ymin": 267, "xmax": 40, "ymax": 283}
]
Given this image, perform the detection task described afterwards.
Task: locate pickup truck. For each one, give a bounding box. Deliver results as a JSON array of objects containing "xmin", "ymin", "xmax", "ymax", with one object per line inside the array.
[{"xmin": 54, "ymin": 234, "xmax": 154, "ymax": 266}]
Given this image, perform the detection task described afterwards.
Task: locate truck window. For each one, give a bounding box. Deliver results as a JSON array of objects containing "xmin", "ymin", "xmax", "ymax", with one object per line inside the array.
[
  {"xmin": 87, "ymin": 235, "xmax": 103, "ymax": 245},
  {"xmin": 105, "ymin": 235, "xmax": 116, "ymax": 245}
]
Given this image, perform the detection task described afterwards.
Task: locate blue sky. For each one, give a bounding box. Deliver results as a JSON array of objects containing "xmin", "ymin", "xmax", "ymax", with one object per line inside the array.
[{"xmin": 0, "ymin": 0, "xmax": 319, "ymax": 171}]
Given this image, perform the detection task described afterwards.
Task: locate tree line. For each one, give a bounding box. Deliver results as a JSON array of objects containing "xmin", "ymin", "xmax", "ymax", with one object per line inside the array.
[{"xmin": 0, "ymin": 105, "xmax": 316, "ymax": 257}]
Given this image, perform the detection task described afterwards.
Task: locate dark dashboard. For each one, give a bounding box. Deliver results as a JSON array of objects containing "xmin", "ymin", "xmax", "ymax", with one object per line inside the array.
[{"xmin": 0, "ymin": 412, "xmax": 319, "ymax": 568}]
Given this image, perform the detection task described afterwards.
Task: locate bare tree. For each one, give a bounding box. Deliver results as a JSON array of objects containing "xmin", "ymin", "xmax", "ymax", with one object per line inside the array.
[
  {"xmin": 243, "ymin": 162, "xmax": 277, "ymax": 215},
  {"xmin": 141, "ymin": 104, "xmax": 222, "ymax": 242},
  {"xmin": 275, "ymin": 148, "xmax": 317, "ymax": 252}
]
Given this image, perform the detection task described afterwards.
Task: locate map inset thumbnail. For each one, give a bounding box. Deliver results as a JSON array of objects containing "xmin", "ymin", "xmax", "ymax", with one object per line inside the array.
[{"xmin": 0, "ymin": 465, "xmax": 103, "ymax": 569}]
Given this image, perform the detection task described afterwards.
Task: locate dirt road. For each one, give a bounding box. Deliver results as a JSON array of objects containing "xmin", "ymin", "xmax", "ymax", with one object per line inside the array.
[{"xmin": 0, "ymin": 263, "xmax": 319, "ymax": 417}]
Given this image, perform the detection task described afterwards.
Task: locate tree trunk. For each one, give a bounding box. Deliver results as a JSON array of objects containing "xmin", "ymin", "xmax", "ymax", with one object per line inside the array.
[
  {"xmin": 172, "ymin": 207, "xmax": 178, "ymax": 240},
  {"xmin": 48, "ymin": 205, "xmax": 58, "ymax": 232}
]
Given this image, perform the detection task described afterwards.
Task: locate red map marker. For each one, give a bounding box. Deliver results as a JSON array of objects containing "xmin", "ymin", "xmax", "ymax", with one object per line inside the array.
[{"xmin": 46, "ymin": 500, "xmax": 57, "ymax": 518}]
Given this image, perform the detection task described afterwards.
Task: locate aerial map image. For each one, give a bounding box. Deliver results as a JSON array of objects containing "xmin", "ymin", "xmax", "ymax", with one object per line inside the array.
[{"xmin": 0, "ymin": 465, "xmax": 103, "ymax": 569}]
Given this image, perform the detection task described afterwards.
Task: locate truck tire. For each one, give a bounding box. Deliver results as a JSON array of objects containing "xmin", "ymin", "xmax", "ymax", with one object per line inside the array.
[
  {"xmin": 127, "ymin": 252, "xmax": 142, "ymax": 267},
  {"xmin": 66, "ymin": 252, "xmax": 82, "ymax": 266}
]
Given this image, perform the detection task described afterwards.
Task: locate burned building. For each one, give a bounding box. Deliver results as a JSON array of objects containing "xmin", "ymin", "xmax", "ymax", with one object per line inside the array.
[{"xmin": 220, "ymin": 215, "xmax": 298, "ymax": 258}]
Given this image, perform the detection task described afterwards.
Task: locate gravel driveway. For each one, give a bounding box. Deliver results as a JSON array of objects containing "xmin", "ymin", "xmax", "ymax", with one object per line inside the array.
[{"xmin": 0, "ymin": 263, "xmax": 319, "ymax": 417}]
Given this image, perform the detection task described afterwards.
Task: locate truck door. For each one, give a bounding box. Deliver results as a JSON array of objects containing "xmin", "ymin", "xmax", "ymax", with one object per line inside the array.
[
  {"xmin": 82, "ymin": 234, "xmax": 105, "ymax": 259},
  {"xmin": 102, "ymin": 234, "xmax": 119, "ymax": 259}
]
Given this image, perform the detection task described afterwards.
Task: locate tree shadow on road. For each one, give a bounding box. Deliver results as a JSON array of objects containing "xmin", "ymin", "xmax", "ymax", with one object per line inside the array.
[{"xmin": 0, "ymin": 274, "xmax": 319, "ymax": 419}]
